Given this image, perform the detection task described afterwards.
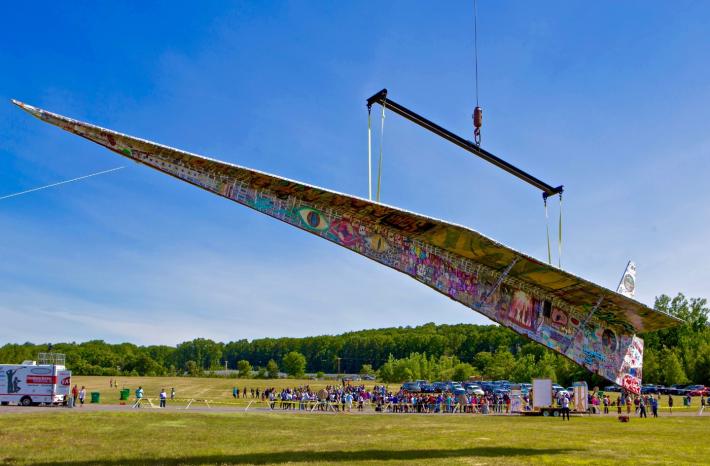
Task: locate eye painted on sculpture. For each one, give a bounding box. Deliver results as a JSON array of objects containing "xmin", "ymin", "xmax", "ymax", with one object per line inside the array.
[
  {"xmin": 367, "ymin": 234, "xmax": 390, "ymax": 252},
  {"xmin": 296, "ymin": 207, "xmax": 329, "ymax": 231},
  {"xmin": 551, "ymin": 308, "xmax": 568, "ymax": 326}
]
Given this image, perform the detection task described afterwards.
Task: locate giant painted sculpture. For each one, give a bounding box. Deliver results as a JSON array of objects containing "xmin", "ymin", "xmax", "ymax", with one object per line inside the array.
[{"xmin": 14, "ymin": 101, "xmax": 680, "ymax": 394}]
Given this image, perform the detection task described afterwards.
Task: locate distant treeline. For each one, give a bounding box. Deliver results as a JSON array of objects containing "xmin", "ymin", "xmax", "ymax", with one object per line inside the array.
[{"xmin": 1, "ymin": 293, "xmax": 707, "ymax": 386}]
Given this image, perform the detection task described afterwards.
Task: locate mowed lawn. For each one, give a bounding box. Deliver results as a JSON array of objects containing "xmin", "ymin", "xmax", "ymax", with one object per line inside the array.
[
  {"xmin": 1, "ymin": 410, "xmax": 709, "ymax": 465},
  {"xmin": 73, "ymin": 376, "xmax": 339, "ymax": 406}
]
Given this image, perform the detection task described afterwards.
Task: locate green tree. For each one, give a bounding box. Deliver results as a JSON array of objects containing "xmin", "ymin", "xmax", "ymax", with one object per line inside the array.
[
  {"xmin": 487, "ymin": 346, "xmax": 516, "ymax": 380},
  {"xmin": 185, "ymin": 360, "xmax": 201, "ymax": 377},
  {"xmin": 360, "ymin": 364, "xmax": 375, "ymax": 376},
  {"xmin": 282, "ymin": 351, "xmax": 306, "ymax": 378},
  {"xmin": 452, "ymin": 362, "xmax": 475, "ymax": 381},
  {"xmin": 659, "ymin": 348, "xmax": 687, "ymax": 385},
  {"xmin": 236, "ymin": 360, "xmax": 252, "ymax": 378},
  {"xmin": 266, "ymin": 359, "xmax": 280, "ymax": 378}
]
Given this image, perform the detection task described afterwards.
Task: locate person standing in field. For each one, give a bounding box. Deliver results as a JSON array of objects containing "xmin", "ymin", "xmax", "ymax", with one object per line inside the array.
[
  {"xmin": 232, "ymin": 386, "xmax": 238, "ymax": 399},
  {"xmin": 159, "ymin": 388, "xmax": 167, "ymax": 408},
  {"xmin": 134, "ymin": 386, "xmax": 144, "ymax": 408},
  {"xmin": 171, "ymin": 387, "xmax": 175, "ymax": 400},
  {"xmin": 71, "ymin": 384, "xmax": 79, "ymax": 408},
  {"xmin": 78, "ymin": 386, "xmax": 86, "ymax": 407},
  {"xmin": 561, "ymin": 393, "xmax": 570, "ymax": 420},
  {"xmin": 668, "ymin": 394, "xmax": 673, "ymax": 415},
  {"xmin": 639, "ymin": 396, "xmax": 647, "ymax": 418},
  {"xmin": 650, "ymin": 395, "xmax": 658, "ymax": 417},
  {"xmin": 626, "ymin": 394, "xmax": 632, "ymax": 415}
]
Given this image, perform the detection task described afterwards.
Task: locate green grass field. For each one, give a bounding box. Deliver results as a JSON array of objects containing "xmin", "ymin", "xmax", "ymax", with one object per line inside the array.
[
  {"xmin": 3, "ymin": 377, "xmax": 708, "ymax": 465},
  {"xmin": 1, "ymin": 409, "xmax": 709, "ymax": 465}
]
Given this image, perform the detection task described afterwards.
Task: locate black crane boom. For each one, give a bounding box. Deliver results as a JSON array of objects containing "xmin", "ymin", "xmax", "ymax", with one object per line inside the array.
[{"xmin": 366, "ymin": 88, "xmax": 563, "ymax": 198}]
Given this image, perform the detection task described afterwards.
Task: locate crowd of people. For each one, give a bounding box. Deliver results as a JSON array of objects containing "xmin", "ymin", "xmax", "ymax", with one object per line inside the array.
[{"xmin": 230, "ymin": 382, "xmax": 707, "ymax": 418}]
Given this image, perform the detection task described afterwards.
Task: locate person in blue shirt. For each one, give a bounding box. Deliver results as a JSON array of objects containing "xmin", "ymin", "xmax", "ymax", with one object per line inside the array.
[{"xmin": 133, "ymin": 386, "xmax": 144, "ymax": 408}]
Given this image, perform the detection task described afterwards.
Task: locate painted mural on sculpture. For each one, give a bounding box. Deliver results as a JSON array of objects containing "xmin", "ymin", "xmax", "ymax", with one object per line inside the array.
[{"xmin": 14, "ymin": 101, "xmax": 682, "ymax": 393}]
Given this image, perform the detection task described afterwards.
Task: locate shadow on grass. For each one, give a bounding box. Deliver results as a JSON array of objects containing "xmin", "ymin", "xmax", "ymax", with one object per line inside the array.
[{"xmin": 28, "ymin": 447, "xmax": 579, "ymax": 465}]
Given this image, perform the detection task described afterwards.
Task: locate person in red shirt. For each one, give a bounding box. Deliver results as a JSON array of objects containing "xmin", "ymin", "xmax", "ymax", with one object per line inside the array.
[{"xmin": 71, "ymin": 385, "xmax": 79, "ymax": 408}]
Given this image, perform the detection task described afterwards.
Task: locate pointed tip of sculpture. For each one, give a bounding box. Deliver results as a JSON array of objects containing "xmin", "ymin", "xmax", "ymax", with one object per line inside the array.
[{"xmin": 11, "ymin": 99, "xmax": 43, "ymax": 118}]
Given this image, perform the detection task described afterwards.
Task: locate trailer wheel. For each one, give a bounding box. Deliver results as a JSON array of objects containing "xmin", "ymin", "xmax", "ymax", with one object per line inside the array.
[
  {"xmin": 552, "ymin": 409, "xmax": 560, "ymax": 417},
  {"xmin": 19, "ymin": 396, "xmax": 32, "ymax": 406},
  {"xmin": 542, "ymin": 410, "xmax": 550, "ymax": 417}
]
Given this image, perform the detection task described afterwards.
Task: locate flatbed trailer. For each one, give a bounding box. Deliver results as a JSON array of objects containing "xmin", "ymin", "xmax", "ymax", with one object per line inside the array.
[{"xmin": 522, "ymin": 407, "xmax": 588, "ymax": 417}]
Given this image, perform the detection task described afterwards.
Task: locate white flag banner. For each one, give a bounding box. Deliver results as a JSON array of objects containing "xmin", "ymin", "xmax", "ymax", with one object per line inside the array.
[{"xmin": 617, "ymin": 261, "xmax": 637, "ymax": 298}]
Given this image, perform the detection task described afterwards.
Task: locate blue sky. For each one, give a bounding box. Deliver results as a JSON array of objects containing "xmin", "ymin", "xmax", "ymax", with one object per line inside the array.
[{"xmin": 1, "ymin": 2, "xmax": 708, "ymax": 345}]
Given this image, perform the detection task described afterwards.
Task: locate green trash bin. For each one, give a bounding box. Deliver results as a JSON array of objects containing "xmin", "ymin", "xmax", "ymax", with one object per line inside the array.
[
  {"xmin": 120, "ymin": 389, "xmax": 130, "ymax": 401},
  {"xmin": 90, "ymin": 392, "xmax": 100, "ymax": 404}
]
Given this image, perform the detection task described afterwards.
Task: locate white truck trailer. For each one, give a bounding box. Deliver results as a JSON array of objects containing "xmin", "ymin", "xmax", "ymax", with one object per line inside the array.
[{"xmin": 0, "ymin": 353, "xmax": 71, "ymax": 406}]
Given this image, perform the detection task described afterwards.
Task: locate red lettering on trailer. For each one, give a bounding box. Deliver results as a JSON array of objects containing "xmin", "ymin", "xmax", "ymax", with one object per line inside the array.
[{"xmin": 26, "ymin": 375, "xmax": 57, "ymax": 385}]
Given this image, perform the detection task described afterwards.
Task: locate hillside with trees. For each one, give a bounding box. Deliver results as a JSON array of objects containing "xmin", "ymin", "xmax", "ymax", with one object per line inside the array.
[{"xmin": 1, "ymin": 293, "xmax": 707, "ymax": 386}]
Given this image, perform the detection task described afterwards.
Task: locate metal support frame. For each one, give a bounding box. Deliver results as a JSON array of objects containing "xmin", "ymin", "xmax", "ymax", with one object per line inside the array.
[
  {"xmin": 366, "ymin": 89, "xmax": 563, "ymax": 198},
  {"xmin": 483, "ymin": 258, "xmax": 519, "ymax": 302},
  {"xmin": 565, "ymin": 296, "xmax": 604, "ymax": 353}
]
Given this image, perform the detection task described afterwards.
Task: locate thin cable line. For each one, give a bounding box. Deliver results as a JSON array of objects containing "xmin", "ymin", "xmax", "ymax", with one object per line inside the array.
[
  {"xmin": 474, "ymin": 0, "xmax": 480, "ymax": 106},
  {"xmin": 0, "ymin": 167, "xmax": 125, "ymax": 201}
]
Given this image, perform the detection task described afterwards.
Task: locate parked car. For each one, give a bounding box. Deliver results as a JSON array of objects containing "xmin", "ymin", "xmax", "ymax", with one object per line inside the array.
[
  {"xmin": 453, "ymin": 386, "xmax": 467, "ymax": 396},
  {"xmin": 480, "ymin": 382, "xmax": 495, "ymax": 393},
  {"xmin": 686, "ymin": 385, "xmax": 707, "ymax": 396},
  {"xmin": 419, "ymin": 383, "xmax": 436, "ymax": 393},
  {"xmin": 464, "ymin": 383, "xmax": 485, "ymax": 396},
  {"xmin": 401, "ymin": 382, "xmax": 421, "ymax": 392},
  {"xmin": 668, "ymin": 384, "xmax": 691, "ymax": 396},
  {"xmin": 430, "ymin": 382, "xmax": 446, "ymax": 392},
  {"xmin": 603, "ymin": 385, "xmax": 621, "ymax": 392},
  {"xmin": 362, "ymin": 374, "xmax": 376, "ymax": 381},
  {"xmin": 443, "ymin": 381, "xmax": 462, "ymax": 392}
]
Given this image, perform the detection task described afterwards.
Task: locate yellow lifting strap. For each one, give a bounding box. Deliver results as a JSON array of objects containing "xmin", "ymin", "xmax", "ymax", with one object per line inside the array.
[{"xmin": 375, "ymin": 99, "xmax": 387, "ymax": 202}]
